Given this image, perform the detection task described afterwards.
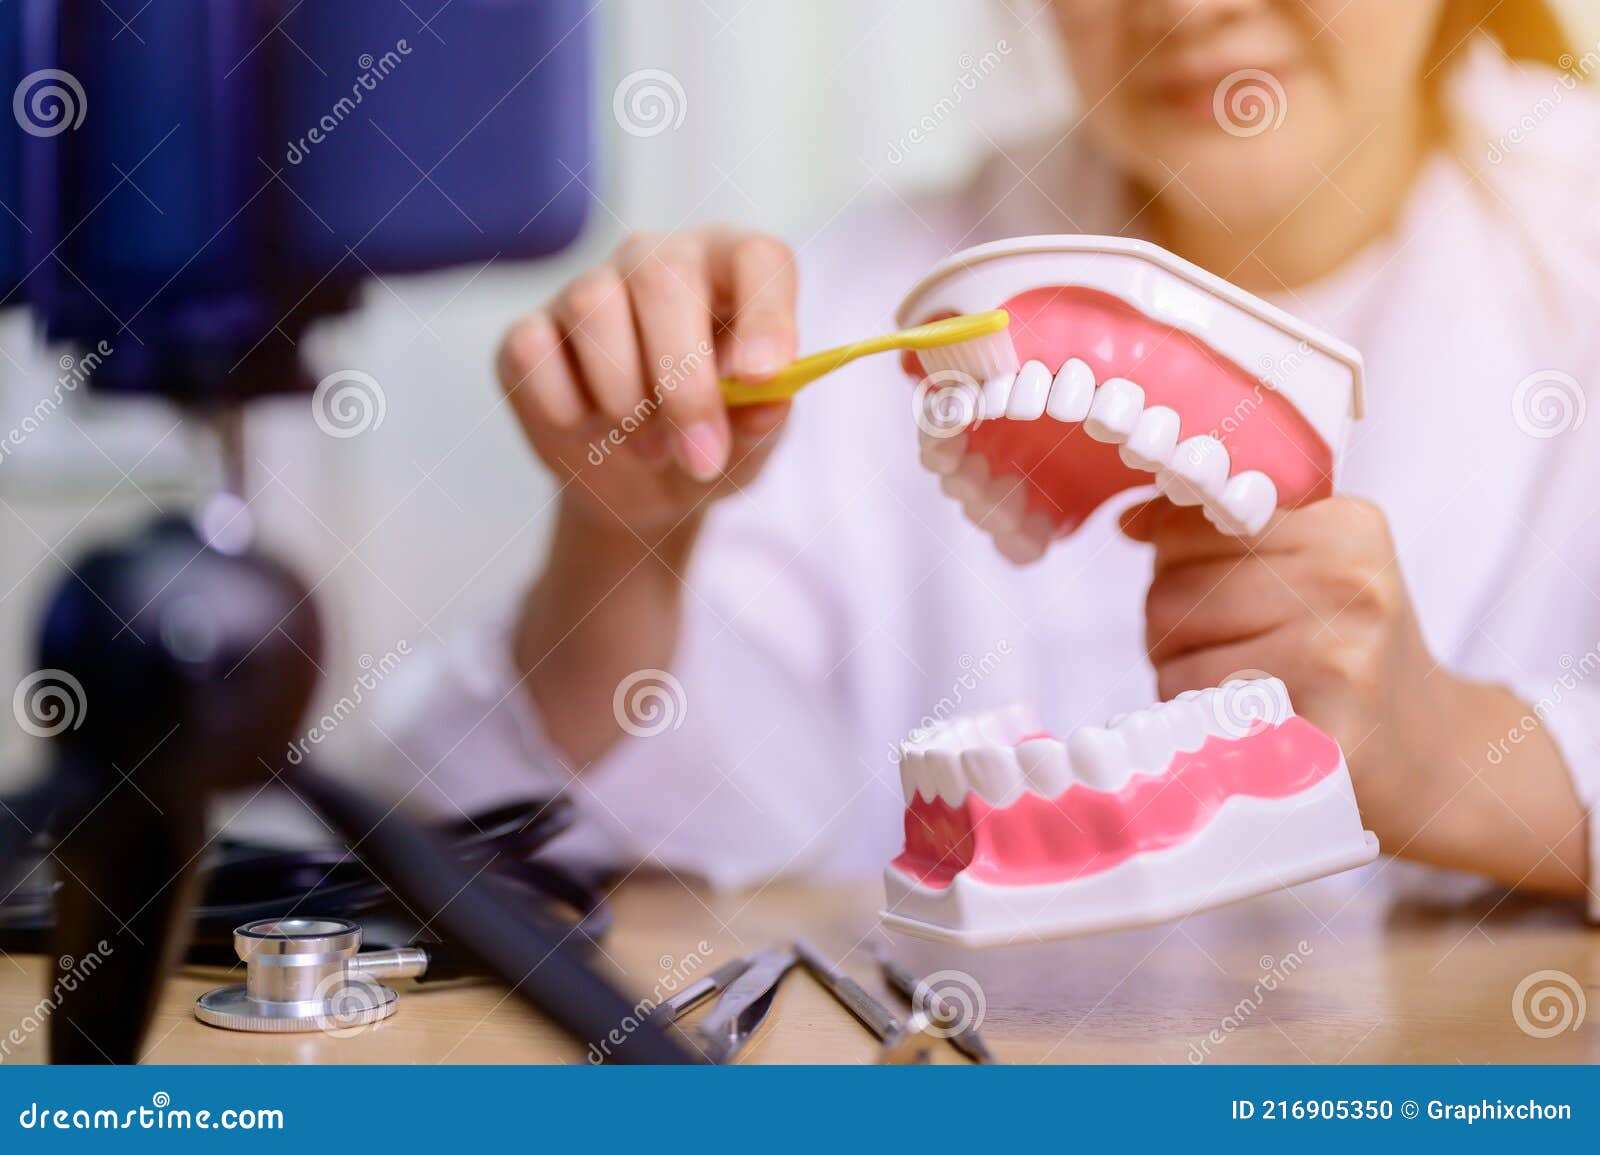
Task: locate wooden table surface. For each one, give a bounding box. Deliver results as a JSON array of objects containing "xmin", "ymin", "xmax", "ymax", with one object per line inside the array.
[{"xmin": 2, "ymin": 872, "xmax": 1597, "ymax": 1064}]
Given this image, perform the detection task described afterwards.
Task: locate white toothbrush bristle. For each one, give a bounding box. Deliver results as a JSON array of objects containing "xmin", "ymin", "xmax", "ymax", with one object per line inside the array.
[{"xmin": 916, "ymin": 329, "xmax": 1020, "ymax": 383}]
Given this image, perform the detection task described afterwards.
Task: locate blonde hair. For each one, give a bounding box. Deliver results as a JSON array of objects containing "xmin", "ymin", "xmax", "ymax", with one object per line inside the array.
[{"xmin": 1432, "ymin": 0, "xmax": 1578, "ymax": 73}]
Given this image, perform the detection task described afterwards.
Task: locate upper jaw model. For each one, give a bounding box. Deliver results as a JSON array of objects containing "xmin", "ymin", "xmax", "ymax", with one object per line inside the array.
[
  {"xmin": 882, "ymin": 678, "xmax": 1379, "ymax": 947},
  {"xmin": 897, "ymin": 235, "xmax": 1365, "ymax": 562}
]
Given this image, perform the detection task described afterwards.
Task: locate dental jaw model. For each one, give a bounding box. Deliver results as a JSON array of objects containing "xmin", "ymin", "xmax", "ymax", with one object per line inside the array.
[
  {"xmin": 881, "ymin": 680, "xmax": 1379, "ymax": 947},
  {"xmin": 881, "ymin": 238, "xmax": 1376, "ymax": 945},
  {"xmin": 899, "ymin": 235, "xmax": 1364, "ymax": 561}
]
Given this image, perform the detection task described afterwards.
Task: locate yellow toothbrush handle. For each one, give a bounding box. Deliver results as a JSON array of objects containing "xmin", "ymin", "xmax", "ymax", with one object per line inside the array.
[
  {"xmin": 719, "ymin": 310, "xmax": 1009, "ymax": 407},
  {"xmin": 720, "ymin": 346, "xmax": 867, "ymax": 407}
]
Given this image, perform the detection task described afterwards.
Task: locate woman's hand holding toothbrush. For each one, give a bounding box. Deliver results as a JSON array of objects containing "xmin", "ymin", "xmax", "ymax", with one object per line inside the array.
[{"xmin": 498, "ymin": 227, "xmax": 799, "ymax": 766}]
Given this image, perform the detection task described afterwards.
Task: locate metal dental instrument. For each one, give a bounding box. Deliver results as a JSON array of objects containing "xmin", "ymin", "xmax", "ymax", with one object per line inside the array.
[
  {"xmin": 648, "ymin": 957, "xmax": 752, "ymax": 1026},
  {"xmin": 794, "ymin": 940, "xmax": 935, "ymax": 1064},
  {"xmin": 690, "ymin": 945, "xmax": 798, "ymax": 1064},
  {"xmin": 195, "ymin": 917, "xmax": 429, "ymax": 1033},
  {"xmin": 879, "ymin": 953, "xmax": 997, "ymax": 1064}
]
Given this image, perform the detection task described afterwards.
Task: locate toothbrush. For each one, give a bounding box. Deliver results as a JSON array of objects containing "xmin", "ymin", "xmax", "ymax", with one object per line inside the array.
[{"xmin": 720, "ymin": 309, "xmax": 1019, "ymax": 407}]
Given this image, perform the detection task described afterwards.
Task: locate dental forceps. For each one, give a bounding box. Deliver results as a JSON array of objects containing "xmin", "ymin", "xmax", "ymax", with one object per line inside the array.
[
  {"xmin": 794, "ymin": 940, "xmax": 936, "ymax": 1064},
  {"xmin": 878, "ymin": 953, "xmax": 996, "ymax": 1064},
  {"xmin": 655, "ymin": 940, "xmax": 949, "ymax": 1063},
  {"xmin": 686, "ymin": 945, "xmax": 799, "ymax": 1064},
  {"xmin": 648, "ymin": 956, "xmax": 755, "ymax": 1025}
]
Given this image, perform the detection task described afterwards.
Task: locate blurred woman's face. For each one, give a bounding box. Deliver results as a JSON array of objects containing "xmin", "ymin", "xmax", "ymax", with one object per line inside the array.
[{"xmin": 1053, "ymin": 0, "xmax": 1446, "ymax": 228}]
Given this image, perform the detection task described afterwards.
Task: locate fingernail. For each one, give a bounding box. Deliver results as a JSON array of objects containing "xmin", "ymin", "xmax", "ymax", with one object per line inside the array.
[
  {"xmin": 678, "ymin": 422, "xmax": 728, "ymax": 481},
  {"xmin": 738, "ymin": 338, "xmax": 784, "ymax": 378}
]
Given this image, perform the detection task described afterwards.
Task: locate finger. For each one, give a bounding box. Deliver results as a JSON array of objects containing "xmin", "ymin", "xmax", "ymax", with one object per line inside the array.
[
  {"xmin": 553, "ymin": 267, "xmax": 645, "ymax": 422},
  {"xmin": 1145, "ymin": 557, "xmax": 1304, "ymax": 664},
  {"xmin": 707, "ymin": 230, "xmax": 797, "ymax": 380},
  {"xmin": 620, "ymin": 238, "xmax": 728, "ymax": 481},
  {"xmin": 498, "ymin": 309, "xmax": 588, "ymax": 431},
  {"xmin": 1153, "ymin": 631, "xmax": 1298, "ymax": 701},
  {"xmin": 1146, "ymin": 503, "xmax": 1272, "ymax": 569},
  {"xmin": 729, "ymin": 398, "xmax": 790, "ymax": 442},
  {"xmin": 1150, "ymin": 494, "xmax": 1386, "ymax": 567},
  {"xmin": 1118, "ymin": 498, "xmax": 1172, "ymax": 543},
  {"xmin": 720, "ymin": 402, "xmax": 790, "ymax": 489}
]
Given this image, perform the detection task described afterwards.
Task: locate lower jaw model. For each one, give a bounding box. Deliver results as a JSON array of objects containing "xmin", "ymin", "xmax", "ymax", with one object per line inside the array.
[
  {"xmin": 881, "ymin": 239, "xmax": 1376, "ymax": 947},
  {"xmin": 881, "ymin": 678, "xmax": 1379, "ymax": 947}
]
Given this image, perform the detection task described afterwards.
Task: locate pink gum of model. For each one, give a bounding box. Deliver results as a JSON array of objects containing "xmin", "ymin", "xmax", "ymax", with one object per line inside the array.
[{"xmin": 899, "ymin": 236, "xmax": 1364, "ymax": 559}]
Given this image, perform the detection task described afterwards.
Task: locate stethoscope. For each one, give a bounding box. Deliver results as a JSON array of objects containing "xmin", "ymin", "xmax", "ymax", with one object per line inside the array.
[
  {"xmin": 0, "ymin": 797, "xmax": 612, "ymax": 962},
  {"xmin": 196, "ymin": 917, "xmax": 432, "ymax": 1033},
  {"xmin": 3, "ymin": 797, "xmax": 616, "ymax": 1034}
]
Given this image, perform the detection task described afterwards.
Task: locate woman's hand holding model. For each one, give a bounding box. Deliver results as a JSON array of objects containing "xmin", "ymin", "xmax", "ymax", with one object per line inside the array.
[
  {"xmin": 1125, "ymin": 496, "xmax": 1588, "ymax": 894},
  {"xmin": 496, "ymin": 227, "xmax": 798, "ymax": 766}
]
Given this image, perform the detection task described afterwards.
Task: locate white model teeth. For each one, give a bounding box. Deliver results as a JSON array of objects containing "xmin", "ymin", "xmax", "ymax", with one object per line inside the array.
[
  {"xmin": 1006, "ymin": 361, "xmax": 1052, "ymax": 420},
  {"xmin": 994, "ymin": 510, "xmax": 1053, "ymax": 565},
  {"xmin": 1113, "ymin": 709, "xmax": 1175, "ymax": 772},
  {"xmin": 939, "ymin": 451, "xmax": 989, "ymax": 504},
  {"xmin": 994, "ymin": 529, "xmax": 1047, "ymax": 564},
  {"xmin": 1015, "ymin": 737, "xmax": 1072, "ymax": 797},
  {"xmin": 1157, "ymin": 696, "xmax": 1210, "ymax": 752},
  {"xmin": 918, "ymin": 430, "xmax": 967, "ymax": 476},
  {"xmin": 1083, "ymin": 376, "xmax": 1144, "ymax": 443},
  {"xmin": 918, "ymin": 356, "xmax": 1287, "ymax": 553},
  {"xmin": 898, "ymin": 677, "xmax": 1300, "ymax": 806},
  {"xmin": 1158, "ymin": 435, "xmax": 1229, "ymax": 506},
  {"xmin": 920, "ymin": 747, "xmax": 965, "ymax": 805},
  {"xmin": 1119, "ymin": 405, "xmax": 1180, "ymax": 471},
  {"xmin": 1066, "ymin": 725, "xmax": 1132, "ymax": 792},
  {"xmin": 961, "ymin": 747, "xmax": 1024, "ymax": 806},
  {"xmin": 980, "ymin": 372, "xmax": 1015, "ymax": 422},
  {"xmin": 1210, "ymin": 675, "xmax": 1294, "ymax": 734},
  {"xmin": 900, "ymin": 705, "xmax": 1041, "ymax": 806},
  {"xmin": 1046, "ymin": 358, "xmax": 1095, "ymax": 422},
  {"xmin": 1205, "ymin": 469, "xmax": 1278, "ymax": 536},
  {"xmin": 965, "ymin": 480, "xmax": 1027, "ymax": 535}
]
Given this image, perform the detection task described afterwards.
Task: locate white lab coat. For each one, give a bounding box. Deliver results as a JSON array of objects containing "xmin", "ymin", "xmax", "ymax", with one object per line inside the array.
[{"xmin": 378, "ymin": 43, "xmax": 1600, "ymax": 917}]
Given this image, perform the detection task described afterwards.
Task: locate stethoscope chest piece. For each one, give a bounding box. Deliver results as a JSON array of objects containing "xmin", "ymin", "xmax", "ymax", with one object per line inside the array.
[{"xmin": 195, "ymin": 917, "xmax": 419, "ymax": 1034}]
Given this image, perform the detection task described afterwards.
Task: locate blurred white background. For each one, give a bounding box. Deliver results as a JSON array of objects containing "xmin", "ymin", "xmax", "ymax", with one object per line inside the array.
[{"xmin": 0, "ymin": 0, "xmax": 1596, "ymax": 799}]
